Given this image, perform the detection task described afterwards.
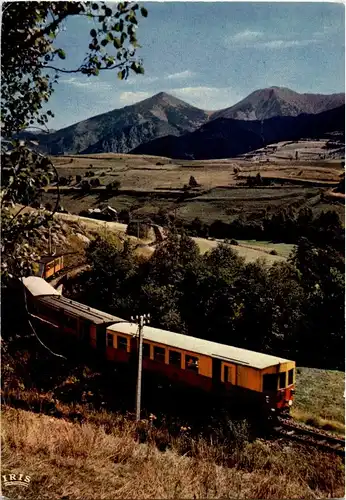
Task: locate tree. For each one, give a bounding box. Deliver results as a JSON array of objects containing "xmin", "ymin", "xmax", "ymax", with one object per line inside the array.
[{"xmin": 1, "ymin": 1, "xmax": 148, "ymax": 280}]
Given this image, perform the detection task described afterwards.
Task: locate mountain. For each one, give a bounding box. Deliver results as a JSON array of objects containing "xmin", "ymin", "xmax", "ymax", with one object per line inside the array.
[
  {"xmin": 131, "ymin": 105, "xmax": 345, "ymax": 160},
  {"xmin": 211, "ymin": 87, "xmax": 345, "ymax": 121},
  {"xmin": 32, "ymin": 92, "xmax": 209, "ymax": 155}
]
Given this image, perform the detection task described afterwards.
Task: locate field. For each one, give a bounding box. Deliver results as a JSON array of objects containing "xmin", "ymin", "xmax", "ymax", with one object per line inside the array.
[
  {"xmin": 292, "ymin": 367, "xmax": 345, "ymax": 434},
  {"xmin": 2, "ymin": 360, "xmax": 344, "ymax": 499},
  {"xmin": 45, "ymin": 149, "xmax": 344, "ymax": 227},
  {"xmin": 55, "ymin": 212, "xmax": 293, "ymax": 264}
]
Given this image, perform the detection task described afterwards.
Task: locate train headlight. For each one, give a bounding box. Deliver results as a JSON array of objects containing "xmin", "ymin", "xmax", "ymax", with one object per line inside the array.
[
  {"xmin": 265, "ymin": 396, "xmax": 270, "ymax": 403},
  {"xmin": 288, "ymin": 400, "xmax": 293, "ymax": 406}
]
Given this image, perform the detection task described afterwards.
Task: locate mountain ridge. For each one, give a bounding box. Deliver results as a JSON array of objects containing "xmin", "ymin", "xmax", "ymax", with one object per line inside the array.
[
  {"xmin": 131, "ymin": 104, "xmax": 345, "ymax": 160},
  {"xmin": 26, "ymin": 86, "xmax": 345, "ymax": 156}
]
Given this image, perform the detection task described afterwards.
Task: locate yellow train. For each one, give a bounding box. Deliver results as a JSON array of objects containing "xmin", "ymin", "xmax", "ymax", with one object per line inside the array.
[
  {"xmin": 22, "ymin": 276, "xmax": 296, "ymax": 416},
  {"xmin": 37, "ymin": 255, "xmax": 64, "ymax": 280}
]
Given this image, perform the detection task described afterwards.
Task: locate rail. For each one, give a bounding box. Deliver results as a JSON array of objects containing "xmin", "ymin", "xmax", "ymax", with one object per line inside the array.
[{"xmin": 275, "ymin": 418, "xmax": 345, "ymax": 457}]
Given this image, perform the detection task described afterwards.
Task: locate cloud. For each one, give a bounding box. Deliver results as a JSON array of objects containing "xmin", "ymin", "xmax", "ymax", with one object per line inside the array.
[
  {"xmin": 226, "ymin": 30, "xmax": 316, "ymax": 50},
  {"xmin": 165, "ymin": 70, "xmax": 195, "ymax": 80},
  {"xmin": 259, "ymin": 39, "xmax": 316, "ymax": 49},
  {"xmin": 118, "ymin": 91, "xmax": 152, "ymax": 105},
  {"xmin": 61, "ymin": 77, "xmax": 113, "ymax": 91},
  {"xmin": 231, "ymin": 30, "xmax": 263, "ymax": 42},
  {"xmin": 169, "ymin": 86, "xmax": 242, "ymax": 110}
]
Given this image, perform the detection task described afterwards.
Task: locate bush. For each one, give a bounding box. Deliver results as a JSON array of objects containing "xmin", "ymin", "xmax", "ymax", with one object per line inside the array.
[
  {"xmin": 76, "ymin": 175, "xmax": 82, "ymax": 183},
  {"xmin": 189, "ymin": 176, "xmax": 198, "ymax": 188},
  {"xmin": 230, "ymin": 239, "xmax": 239, "ymax": 246},
  {"xmin": 106, "ymin": 180, "xmax": 121, "ymax": 191},
  {"xmin": 269, "ymin": 249, "xmax": 278, "ymax": 255},
  {"xmin": 156, "ymin": 161, "xmax": 164, "ymax": 166}
]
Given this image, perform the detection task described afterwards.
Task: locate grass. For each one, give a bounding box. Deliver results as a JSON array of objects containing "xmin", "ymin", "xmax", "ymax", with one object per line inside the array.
[
  {"xmin": 2, "ymin": 406, "xmax": 344, "ymax": 500},
  {"xmin": 293, "ymin": 367, "xmax": 345, "ymax": 434},
  {"xmin": 1, "ymin": 337, "xmax": 345, "ymax": 499},
  {"xmin": 236, "ymin": 240, "xmax": 295, "ymax": 258},
  {"xmin": 192, "ymin": 237, "xmax": 286, "ymax": 264}
]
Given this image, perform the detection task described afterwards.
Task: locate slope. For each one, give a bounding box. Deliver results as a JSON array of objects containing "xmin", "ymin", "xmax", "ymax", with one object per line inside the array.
[
  {"xmin": 132, "ymin": 105, "xmax": 345, "ymax": 160},
  {"xmin": 211, "ymin": 86, "xmax": 345, "ymax": 121},
  {"xmin": 32, "ymin": 92, "xmax": 209, "ymax": 155}
]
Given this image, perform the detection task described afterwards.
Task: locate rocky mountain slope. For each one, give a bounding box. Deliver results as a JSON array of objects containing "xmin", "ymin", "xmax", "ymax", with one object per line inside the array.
[
  {"xmin": 26, "ymin": 87, "xmax": 344, "ymax": 157},
  {"xmin": 132, "ymin": 104, "xmax": 345, "ymax": 160},
  {"xmin": 211, "ymin": 87, "xmax": 345, "ymax": 121},
  {"xmin": 32, "ymin": 92, "xmax": 209, "ymax": 155}
]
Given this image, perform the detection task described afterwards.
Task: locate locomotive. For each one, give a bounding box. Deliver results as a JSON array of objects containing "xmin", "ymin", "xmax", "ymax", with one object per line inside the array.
[{"xmin": 22, "ymin": 276, "xmax": 295, "ymax": 416}]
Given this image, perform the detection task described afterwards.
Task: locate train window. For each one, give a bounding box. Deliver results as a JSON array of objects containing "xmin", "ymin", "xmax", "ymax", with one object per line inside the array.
[
  {"xmin": 263, "ymin": 374, "xmax": 277, "ymax": 391},
  {"xmin": 288, "ymin": 369, "xmax": 294, "ymax": 385},
  {"xmin": 186, "ymin": 355, "xmax": 199, "ymax": 373},
  {"xmin": 169, "ymin": 350, "xmax": 181, "ymax": 368},
  {"xmin": 117, "ymin": 335, "xmax": 128, "ymax": 351},
  {"xmin": 279, "ymin": 372, "xmax": 286, "ymax": 389},
  {"xmin": 143, "ymin": 343, "xmax": 150, "ymax": 358},
  {"xmin": 107, "ymin": 334, "xmax": 113, "ymax": 347},
  {"xmin": 154, "ymin": 346, "xmax": 165, "ymax": 363}
]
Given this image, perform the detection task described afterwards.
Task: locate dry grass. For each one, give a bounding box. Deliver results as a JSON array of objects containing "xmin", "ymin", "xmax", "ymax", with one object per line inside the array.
[{"xmin": 2, "ymin": 407, "xmax": 344, "ymax": 500}]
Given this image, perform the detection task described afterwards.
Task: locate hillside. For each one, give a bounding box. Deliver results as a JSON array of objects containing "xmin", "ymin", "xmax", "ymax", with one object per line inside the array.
[
  {"xmin": 132, "ymin": 104, "xmax": 345, "ymax": 159},
  {"xmin": 30, "ymin": 92, "xmax": 209, "ymax": 155},
  {"xmin": 22, "ymin": 87, "xmax": 344, "ymax": 157},
  {"xmin": 211, "ymin": 87, "xmax": 345, "ymax": 121}
]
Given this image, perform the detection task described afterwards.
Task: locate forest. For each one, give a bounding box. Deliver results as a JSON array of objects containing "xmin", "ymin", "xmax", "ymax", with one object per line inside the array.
[{"xmin": 65, "ymin": 212, "xmax": 345, "ymax": 371}]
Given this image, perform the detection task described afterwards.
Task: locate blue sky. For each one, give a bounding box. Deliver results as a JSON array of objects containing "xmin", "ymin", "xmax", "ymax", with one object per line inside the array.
[{"xmin": 46, "ymin": 2, "xmax": 345, "ymax": 130}]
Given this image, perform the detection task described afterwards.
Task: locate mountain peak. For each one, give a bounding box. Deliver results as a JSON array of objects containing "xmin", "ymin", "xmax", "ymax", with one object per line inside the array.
[{"xmin": 211, "ymin": 86, "xmax": 345, "ymax": 121}]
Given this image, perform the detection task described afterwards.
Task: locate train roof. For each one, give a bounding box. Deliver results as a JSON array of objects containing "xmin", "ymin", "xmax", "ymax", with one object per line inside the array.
[
  {"xmin": 108, "ymin": 322, "xmax": 293, "ymax": 370},
  {"xmin": 39, "ymin": 255, "xmax": 64, "ymax": 263},
  {"xmin": 21, "ymin": 276, "xmax": 60, "ymax": 297},
  {"xmin": 39, "ymin": 295, "xmax": 125, "ymax": 326}
]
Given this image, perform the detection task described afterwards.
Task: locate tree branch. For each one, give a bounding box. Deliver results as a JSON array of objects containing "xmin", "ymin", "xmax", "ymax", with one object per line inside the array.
[{"xmin": 44, "ymin": 61, "xmax": 127, "ymax": 74}]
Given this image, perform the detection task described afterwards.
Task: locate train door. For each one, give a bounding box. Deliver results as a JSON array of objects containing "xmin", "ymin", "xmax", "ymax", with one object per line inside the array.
[
  {"xmin": 96, "ymin": 325, "xmax": 106, "ymax": 352},
  {"xmin": 80, "ymin": 320, "xmax": 91, "ymax": 344},
  {"xmin": 212, "ymin": 358, "xmax": 222, "ymax": 386}
]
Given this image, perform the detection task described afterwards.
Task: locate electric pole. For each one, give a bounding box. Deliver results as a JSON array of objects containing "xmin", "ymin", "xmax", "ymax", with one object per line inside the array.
[{"xmin": 131, "ymin": 313, "xmax": 150, "ymax": 421}]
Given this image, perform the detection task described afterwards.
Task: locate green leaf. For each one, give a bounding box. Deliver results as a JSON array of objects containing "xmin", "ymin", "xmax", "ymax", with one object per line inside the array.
[
  {"xmin": 57, "ymin": 49, "xmax": 66, "ymax": 60},
  {"xmin": 140, "ymin": 7, "xmax": 148, "ymax": 17},
  {"xmin": 113, "ymin": 38, "xmax": 122, "ymax": 49},
  {"xmin": 90, "ymin": 28, "xmax": 97, "ymax": 37},
  {"xmin": 101, "ymin": 39, "xmax": 108, "ymax": 47},
  {"xmin": 117, "ymin": 70, "xmax": 124, "ymax": 80}
]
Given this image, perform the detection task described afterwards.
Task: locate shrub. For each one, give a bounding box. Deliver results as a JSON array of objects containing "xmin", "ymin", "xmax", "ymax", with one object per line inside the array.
[
  {"xmin": 189, "ymin": 175, "xmax": 198, "ymax": 188},
  {"xmin": 106, "ymin": 180, "xmax": 121, "ymax": 191},
  {"xmin": 269, "ymin": 249, "xmax": 278, "ymax": 255},
  {"xmin": 230, "ymin": 239, "xmax": 239, "ymax": 246}
]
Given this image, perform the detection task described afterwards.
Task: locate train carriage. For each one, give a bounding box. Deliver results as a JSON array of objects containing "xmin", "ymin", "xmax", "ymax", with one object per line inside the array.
[
  {"xmin": 21, "ymin": 277, "xmax": 295, "ymax": 416},
  {"xmin": 37, "ymin": 255, "xmax": 64, "ymax": 280},
  {"xmin": 106, "ymin": 322, "xmax": 295, "ymax": 414}
]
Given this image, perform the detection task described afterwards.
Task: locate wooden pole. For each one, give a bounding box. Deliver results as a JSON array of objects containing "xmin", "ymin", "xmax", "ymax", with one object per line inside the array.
[{"xmin": 132, "ymin": 313, "xmax": 150, "ymax": 421}]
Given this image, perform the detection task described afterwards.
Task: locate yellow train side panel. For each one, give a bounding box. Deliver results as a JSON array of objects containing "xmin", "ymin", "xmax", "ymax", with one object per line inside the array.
[{"xmin": 237, "ymin": 365, "xmax": 262, "ymax": 392}]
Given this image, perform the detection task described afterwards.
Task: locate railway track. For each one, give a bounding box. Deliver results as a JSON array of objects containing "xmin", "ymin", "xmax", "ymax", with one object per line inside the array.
[{"xmin": 275, "ymin": 418, "xmax": 345, "ymax": 457}]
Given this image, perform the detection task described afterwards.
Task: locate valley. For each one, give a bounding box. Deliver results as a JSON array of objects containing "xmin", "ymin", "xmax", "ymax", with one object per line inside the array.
[{"xmin": 43, "ymin": 137, "xmax": 344, "ymax": 229}]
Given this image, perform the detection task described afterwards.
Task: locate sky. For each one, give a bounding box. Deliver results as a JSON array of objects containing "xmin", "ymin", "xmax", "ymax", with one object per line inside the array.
[{"xmin": 45, "ymin": 2, "xmax": 345, "ymax": 130}]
